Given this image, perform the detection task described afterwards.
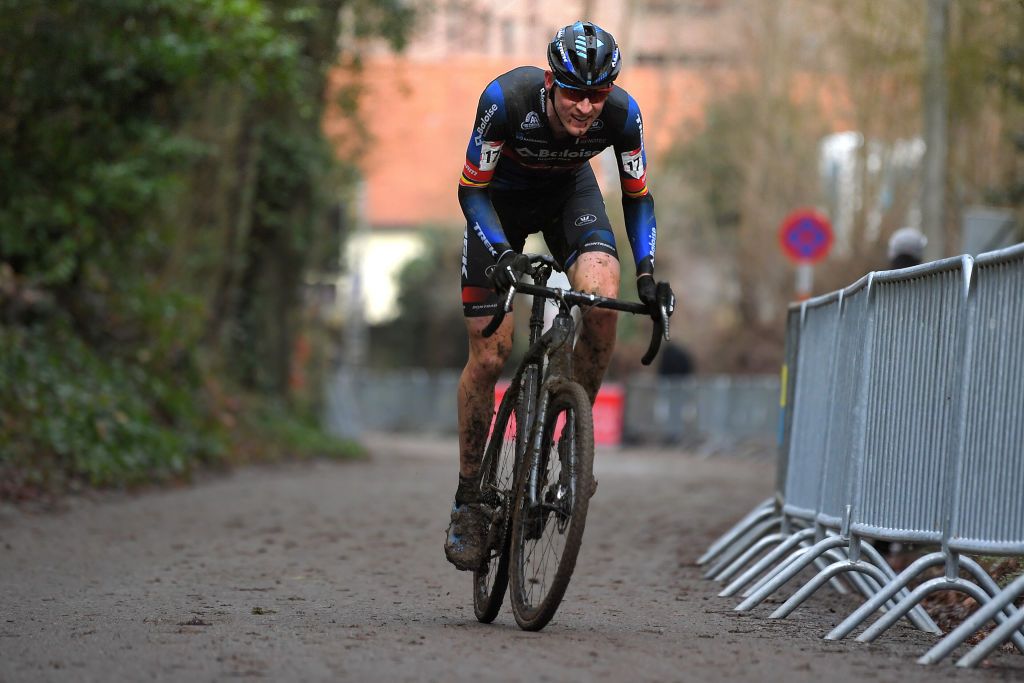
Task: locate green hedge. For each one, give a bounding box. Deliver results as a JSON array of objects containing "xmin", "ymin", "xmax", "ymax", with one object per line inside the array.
[{"xmin": 1, "ymin": 318, "xmax": 219, "ymax": 489}]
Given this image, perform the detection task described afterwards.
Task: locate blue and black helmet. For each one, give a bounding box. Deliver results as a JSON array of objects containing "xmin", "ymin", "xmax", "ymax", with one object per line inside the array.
[{"xmin": 547, "ymin": 21, "xmax": 621, "ymax": 89}]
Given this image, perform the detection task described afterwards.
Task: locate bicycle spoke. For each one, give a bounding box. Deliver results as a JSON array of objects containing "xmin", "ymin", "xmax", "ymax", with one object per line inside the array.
[
  {"xmin": 510, "ymin": 381, "xmax": 594, "ymax": 631},
  {"xmin": 473, "ymin": 375, "xmax": 527, "ymax": 623},
  {"xmin": 517, "ymin": 403, "xmax": 575, "ymax": 609}
]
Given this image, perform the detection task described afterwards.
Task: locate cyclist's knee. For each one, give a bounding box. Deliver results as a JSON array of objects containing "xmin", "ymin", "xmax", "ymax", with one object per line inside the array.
[
  {"xmin": 469, "ymin": 345, "xmax": 508, "ymax": 382},
  {"xmin": 568, "ymin": 252, "xmax": 620, "ymax": 297},
  {"xmin": 465, "ymin": 318, "xmax": 512, "ymax": 382}
]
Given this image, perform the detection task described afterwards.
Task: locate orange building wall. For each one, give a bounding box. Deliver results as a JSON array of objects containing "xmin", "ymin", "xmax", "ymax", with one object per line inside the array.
[{"xmin": 324, "ymin": 57, "xmax": 730, "ymax": 229}]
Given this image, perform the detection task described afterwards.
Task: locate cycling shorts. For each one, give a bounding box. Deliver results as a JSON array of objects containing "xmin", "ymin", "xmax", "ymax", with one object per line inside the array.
[{"xmin": 461, "ymin": 165, "xmax": 618, "ymax": 317}]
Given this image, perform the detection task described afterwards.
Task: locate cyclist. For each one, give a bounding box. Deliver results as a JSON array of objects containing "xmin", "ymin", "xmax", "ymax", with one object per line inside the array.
[{"xmin": 445, "ymin": 21, "xmax": 671, "ymax": 570}]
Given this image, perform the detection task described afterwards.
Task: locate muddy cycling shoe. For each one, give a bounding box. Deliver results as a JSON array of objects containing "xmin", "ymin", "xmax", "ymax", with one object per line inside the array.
[{"xmin": 444, "ymin": 503, "xmax": 490, "ymax": 571}]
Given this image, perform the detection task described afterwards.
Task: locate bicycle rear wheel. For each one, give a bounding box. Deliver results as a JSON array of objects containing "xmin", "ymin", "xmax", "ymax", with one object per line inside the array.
[
  {"xmin": 472, "ymin": 374, "xmax": 526, "ymax": 623},
  {"xmin": 509, "ymin": 380, "xmax": 595, "ymax": 631}
]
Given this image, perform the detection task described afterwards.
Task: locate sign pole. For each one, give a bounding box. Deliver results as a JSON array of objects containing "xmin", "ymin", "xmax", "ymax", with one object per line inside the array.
[{"xmin": 795, "ymin": 263, "xmax": 813, "ymax": 301}]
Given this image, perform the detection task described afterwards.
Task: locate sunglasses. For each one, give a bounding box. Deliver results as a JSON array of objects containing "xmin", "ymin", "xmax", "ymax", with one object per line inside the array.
[{"xmin": 559, "ymin": 85, "xmax": 613, "ymax": 104}]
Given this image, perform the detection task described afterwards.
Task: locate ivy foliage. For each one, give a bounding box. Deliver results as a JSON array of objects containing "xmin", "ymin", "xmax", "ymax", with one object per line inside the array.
[
  {"xmin": 1, "ymin": 0, "xmax": 286, "ymax": 288},
  {"xmin": 0, "ymin": 0, "xmax": 412, "ymax": 495}
]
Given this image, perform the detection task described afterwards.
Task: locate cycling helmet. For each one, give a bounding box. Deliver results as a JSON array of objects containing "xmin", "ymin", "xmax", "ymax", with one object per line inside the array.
[{"xmin": 547, "ymin": 21, "xmax": 620, "ymax": 89}]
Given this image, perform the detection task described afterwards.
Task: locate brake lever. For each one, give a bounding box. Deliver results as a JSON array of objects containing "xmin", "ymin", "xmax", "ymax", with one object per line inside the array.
[
  {"xmin": 641, "ymin": 282, "xmax": 675, "ymax": 365},
  {"xmin": 481, "ymin": 283, "xmax": 517, "ymax": 339},
  {"xmin": 502, "ymin": 284, "xmax": 516, "ymax": 313}
]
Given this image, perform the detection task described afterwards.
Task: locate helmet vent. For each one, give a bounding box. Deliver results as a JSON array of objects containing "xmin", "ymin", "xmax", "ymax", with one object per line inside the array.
[{"xmin": 549, "ymin": 21, "xmax": 620, "ymax": 89}]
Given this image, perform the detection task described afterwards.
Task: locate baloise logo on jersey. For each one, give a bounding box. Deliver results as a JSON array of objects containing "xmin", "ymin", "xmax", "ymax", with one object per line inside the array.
[
  {"xmin": 473, "ymin": 104, "xmax": 499, "ymax": 146},
  {"xmin": 514, "ymin": 148, "xmax": 602, "ymax": 160}
]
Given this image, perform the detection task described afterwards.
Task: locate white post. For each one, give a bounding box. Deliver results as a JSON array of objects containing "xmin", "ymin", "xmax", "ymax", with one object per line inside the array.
[{"xmin": 795, "ymin": 263, "xmax": 813, "ymax": 301}]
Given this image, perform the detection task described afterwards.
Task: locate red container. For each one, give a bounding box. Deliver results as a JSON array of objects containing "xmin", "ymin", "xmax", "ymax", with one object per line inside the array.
[{"xmin": 493, "ymin": 381, "xmax": 623, "ymax": 447}]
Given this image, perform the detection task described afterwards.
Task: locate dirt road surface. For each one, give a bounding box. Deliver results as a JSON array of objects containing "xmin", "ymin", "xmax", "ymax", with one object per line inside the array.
[{"xmin": 1, "ymin": 434, "xmax": 1021, "ymax": 682}]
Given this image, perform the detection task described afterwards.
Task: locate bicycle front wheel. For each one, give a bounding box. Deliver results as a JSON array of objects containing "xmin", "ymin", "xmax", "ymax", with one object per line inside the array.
[
  {"xmin": 472, "ymin": 374, "xmax": 525, "ymax": 623},
  {"xmin": 509, "ymin": 380, "xmax": 595, "ymax": 631}
]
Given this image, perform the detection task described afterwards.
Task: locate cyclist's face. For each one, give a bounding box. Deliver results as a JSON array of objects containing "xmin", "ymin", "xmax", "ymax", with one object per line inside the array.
[{"xmin": 544, "ymin": 71, "xmax": 610, "ymax": 138}]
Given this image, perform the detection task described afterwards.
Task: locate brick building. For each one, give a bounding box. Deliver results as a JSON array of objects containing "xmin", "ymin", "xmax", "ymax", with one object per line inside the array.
[{"xmin": 323, "ymin": 1, "xmax": 756, "ymax": 323}]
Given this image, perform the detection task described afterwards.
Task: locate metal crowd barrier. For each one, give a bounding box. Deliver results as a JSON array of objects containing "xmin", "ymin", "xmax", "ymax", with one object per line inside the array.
[
  {"xmin": 727, "ymin": 278, "xmax": 933, "ymax": 632},
  {"xmin": 921, "ymin": 243, "xmax": 1024, "ymax": 664},
  {"xmin": 694, "ymin": 306, "xmax": 800, "ymax": 570},
  {"xmin": 700, "ymin": 242, "xmax": 1024, "ymax": 667},
  {"xmin": 707, "ymin": 294, "xmax": 842, "ymax": 589},
  {"xmin": 326, "ymin": 368, "xmax": 780, "ymax": 446},
  {"xmin": 621, "ymin": 375, "xmax": 779, "ymax": 447}
]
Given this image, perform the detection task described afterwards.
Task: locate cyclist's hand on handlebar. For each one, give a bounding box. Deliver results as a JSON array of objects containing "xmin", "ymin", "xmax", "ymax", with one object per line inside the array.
[
  {"xmin": 639, "ymin": 279, "xmax": 676, "ymax": 364},
  {"xmin": 637, "ymin": 274, "xmax": 658, "ymax": 315},
  {"xmin": 488, "ymin": 250, "xmax": 531, "ymax": 292},
  {"xmin": 639, "ymin": 275, "xmax": 676, "ymax": 318}
]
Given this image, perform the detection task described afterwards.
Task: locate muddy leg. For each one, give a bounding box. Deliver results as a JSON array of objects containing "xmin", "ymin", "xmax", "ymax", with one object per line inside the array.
[
  {"xmin": 567, "ymin": 252, "xmax": 620, "ymax": 404},
  {"xmin": 457, "ymin": 314, "xmax": 514, "ymax": 478}
]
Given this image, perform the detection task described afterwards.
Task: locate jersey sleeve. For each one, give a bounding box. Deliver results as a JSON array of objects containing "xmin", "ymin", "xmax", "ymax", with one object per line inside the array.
[
  {"xmin": 615, "ymin": 95, "xmax": 657, "ymax": 276},
  {"xmin": 458, "ymin": 80, "xmax": 511, "ymax": 259}
]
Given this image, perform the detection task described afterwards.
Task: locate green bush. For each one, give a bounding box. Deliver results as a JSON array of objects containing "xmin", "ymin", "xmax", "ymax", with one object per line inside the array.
[
  {"xmin": 0, "ymin": 0, "xmax": 412, "ymax": 499},
  {"xmin": 0, "ymin": 318, "xmax": 222, "ymax": 489}
]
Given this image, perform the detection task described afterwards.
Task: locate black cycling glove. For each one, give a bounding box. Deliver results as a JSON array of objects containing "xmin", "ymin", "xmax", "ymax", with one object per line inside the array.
[
  {"xmin": 489, "ymin": 250, "xmax": 531, "ymax": 292},
  {"xmin": 638, "ymin": 275, "xmax": 675, "ymax": 319},
  {"xmin": 637, "ymin": 274, "xmax": 657, "ymax": 311}
]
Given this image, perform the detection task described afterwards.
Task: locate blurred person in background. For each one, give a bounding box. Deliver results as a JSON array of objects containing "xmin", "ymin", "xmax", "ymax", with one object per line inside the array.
[
  {"xmin": 659, "ymin": 342, "xmax": 694, "ymax": 378},
  {"xmin": 445, "ymin": 21, "xmax": 670, "ymax": 570},
  {"xmin": 887, "ymin": 227, "xmax": 928, "ymax": 269}
]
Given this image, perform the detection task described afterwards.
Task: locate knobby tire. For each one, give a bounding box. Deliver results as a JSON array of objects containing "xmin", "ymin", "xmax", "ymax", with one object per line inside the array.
[
  {"xmin": 472, "ymin": 374, "xmax": 524, "ymax": 623},
  {"xmin": 509, "ymin": 380, "xmax": 595, "ymax": 631}
]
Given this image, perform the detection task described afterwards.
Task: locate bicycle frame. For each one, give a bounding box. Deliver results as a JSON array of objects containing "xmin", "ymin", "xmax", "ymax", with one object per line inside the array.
[
  {"xmin": 490, "ymin": 254, "xmax": 672, "ymax": 514},
  {"xmin": 512, "ymin": 261, "xmax": 578, "ymax": 513},
  {"xmin": 475, "ymin": 253, "xmax": 673, "ymax": 628}
]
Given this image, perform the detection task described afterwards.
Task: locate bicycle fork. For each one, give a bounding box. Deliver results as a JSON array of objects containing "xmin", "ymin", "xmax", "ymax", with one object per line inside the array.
[{"xmin": 523, "ymin": 314, "xmax": 575, "ymax": 513}]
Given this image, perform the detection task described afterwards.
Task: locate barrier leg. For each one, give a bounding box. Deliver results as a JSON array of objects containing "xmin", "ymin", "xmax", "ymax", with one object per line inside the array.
[
  {"xmin": 856, "ymin": 542, "xmax": 939, "ymax": 634},
  {"xmin": 698, "ymin": 497, "xmax": 774, "ymax": 565},
  {"xmin": 961, "ymin": 556, "xmax": 1024, "ymax": 653},
  {"xmin": 956, "ymin": 606, "xmax": 1024, "ymax": 668},
  {"xmin": 818, "ymin": 548, "xmax": 854, "ymax": 595},
  {"xmin": 857, "ymin": 578, "xmax": 991, "ymax": 643},
  {"xmin": 703, "ymin": 516, "xmax": 781, "ymax": 580},
  {"xmin": 735, "ymin": 535, "xmax": 847, "ymax": 612},
  {"xmin": 712, "ymin": 532, "xmax": 788, "ymax": 583},
  {"xmin": 920, "ymin": 572, "xmax": 1024, "ymax": 664},
  {"xmin": 742, "ymin": 538, "xmax": 824, "ymax": 598},
  {"xmin": 826, "ymin": 551, "xmax": 945, "ymax": 641},
  {"xmin": 742, "ymin": 535, "xmax": 850, "ymax": 599},
  {"xmin": 720, "ymin": 528, "xmax": 816, "ymax": 597},
  {"xmin": 770, "ymin": 559, "xmax": 890, "ymax": 619},
  {"xmin": 842, "ymin": 562, "xmax": 879, "ymax": 602}
]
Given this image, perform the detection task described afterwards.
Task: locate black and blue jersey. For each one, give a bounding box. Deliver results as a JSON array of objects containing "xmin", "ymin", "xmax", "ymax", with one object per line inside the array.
[{"xmin": 457, "ymin": 66, "xmax": 657, "ymax": 277}]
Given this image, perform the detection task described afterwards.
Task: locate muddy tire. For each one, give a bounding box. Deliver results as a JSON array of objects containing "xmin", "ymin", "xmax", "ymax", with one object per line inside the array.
[
  {"xmin": 509, "ymin": 380, "xmax": 594, "ymax": 631},
  {"xmin": 472, "ymin": 374, "xmax": 525, "ymax": 623}
]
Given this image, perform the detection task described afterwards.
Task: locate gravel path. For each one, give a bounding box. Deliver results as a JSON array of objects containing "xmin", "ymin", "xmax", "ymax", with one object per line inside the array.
[{"xmin": 1, "ymin": 434, "xmax": 1021, "ymax": 681}]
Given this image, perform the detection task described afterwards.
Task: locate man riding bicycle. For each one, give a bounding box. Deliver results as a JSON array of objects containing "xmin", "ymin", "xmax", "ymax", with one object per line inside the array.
[{"xmin": 446, "ymin": 21, "xmax": 670, "ymax": 570}]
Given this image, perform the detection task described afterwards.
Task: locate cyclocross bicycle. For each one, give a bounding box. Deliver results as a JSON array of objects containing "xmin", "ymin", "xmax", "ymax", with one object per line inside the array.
[{"xmin": 472, "ymin": 253, "xmax": 674, "ymax": 631}]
